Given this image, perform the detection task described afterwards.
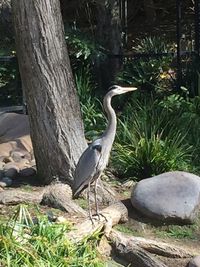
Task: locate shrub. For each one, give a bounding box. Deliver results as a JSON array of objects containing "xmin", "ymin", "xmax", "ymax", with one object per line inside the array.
[
  {"xmin": 65, "ymin": 27, "xmax": 106, "ymax": 71},
  {"xmin": 111, "ymin": 97, "xmax": 193, "ymax": 180},
  {"xmin": 75, "ymin": 67, "xmax": 106, "ymax": 141},
  {"xmin": 117, "ymin": 37, "xmax": 175, "ymax": 93},
  {"xmin": 132, "ymin": 36, "xmax": 173, "ymax": 54},
  {"xmin": 0, "ymin": 59, "xmax": 21, "ymax": 106}
]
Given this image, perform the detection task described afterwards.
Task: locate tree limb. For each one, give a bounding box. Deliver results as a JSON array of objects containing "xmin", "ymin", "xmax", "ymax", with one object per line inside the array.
[{"xmin": 67, "ymin": 201, "xmax": 128, "ymax": 242}]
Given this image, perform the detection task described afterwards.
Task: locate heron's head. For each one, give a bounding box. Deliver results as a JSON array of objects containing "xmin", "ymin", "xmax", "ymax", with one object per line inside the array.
[{"xmin": 109, "ymin": 85, "xmax": 137, "ymax": 96}]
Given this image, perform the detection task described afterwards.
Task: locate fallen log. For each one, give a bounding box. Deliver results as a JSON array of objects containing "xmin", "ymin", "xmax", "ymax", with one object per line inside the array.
[
  {"xmin": 67, "ymin": 201, "xmax": 128, "ymax": 242},
  {"xmin": 41, "ymin": 183, "xmax": 87, "ymax": 216},
  {"xmin": 110, "ymin": 230, "xmax": 194, "ymax": 259},
  {"xmin": 109, "ymin": 230, "xmax": 168, "ymax": 267},
  {"xmin": 108, "ymin": 230, "xmax": 195, "ymax": 267},
  {"xmin": 0, "ymin": 188, "xmax": 44, "ymax": 204},
  {"xmin": 0, "ymin": 183, "xmax": 86, "ymax": 215}
]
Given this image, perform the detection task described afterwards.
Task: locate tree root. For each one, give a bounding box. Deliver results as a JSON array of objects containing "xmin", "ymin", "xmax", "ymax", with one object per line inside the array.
[
  {"xmin": 0, "ymin": 184, "xmax": 194, "ymax": 267},
  {"xmin": 0, "ymin": 183, "xmax": 86, "ymax": 215}
]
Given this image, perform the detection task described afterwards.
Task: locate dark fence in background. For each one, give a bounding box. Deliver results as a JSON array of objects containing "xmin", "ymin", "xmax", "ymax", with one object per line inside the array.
[{"xmin": 0, "ymin": 0, "xmax": 199, "ymax": 112}]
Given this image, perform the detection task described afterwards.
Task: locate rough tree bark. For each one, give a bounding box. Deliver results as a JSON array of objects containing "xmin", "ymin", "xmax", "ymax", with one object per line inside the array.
[
  {"xmin": 0, "ymin": 0, "xmax": 13, "ymax": 39},
  {"xmin": 143, "ymin": 0, "xmax": 156, "ymax": 25},
  {"xmin": 95, "ymin": 0, "xmax": 122, "ymax": 89},
  {"xmin": 11, "ymin": 0, "xmax": 87, "ymax": 184}
]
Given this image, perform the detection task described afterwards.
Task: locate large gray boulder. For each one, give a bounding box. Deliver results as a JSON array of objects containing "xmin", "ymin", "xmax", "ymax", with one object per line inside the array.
[
  {"xmin": 131, "ymin": 171, "xmax": 200, "ymax": 223},
  {"xmin": 188, "ymin": 256, "xmax": 200, "ymax": 267}
]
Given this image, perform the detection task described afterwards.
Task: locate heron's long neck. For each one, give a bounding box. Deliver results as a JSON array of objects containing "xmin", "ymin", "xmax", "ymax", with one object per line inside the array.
[{"xmin": 103, "ymin": 93, "xmax": 117, "ymax": 140}]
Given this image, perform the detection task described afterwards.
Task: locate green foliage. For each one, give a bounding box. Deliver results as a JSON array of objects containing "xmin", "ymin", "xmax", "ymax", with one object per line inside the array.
[
  {"xmin": 161, "ymin": 94, "xmax": 200, "ymax": 169},
  {"xmin": 75, "ymin": 67, "xmax": 94, "ymax": 103},
  {"xmin": 0, "ymin": 59, "xmax": 21, "ymax": 106},
  {"xmin": 81, "ymin": 98, "xmax": 106, "ymax": 141},
  {"xmin": 65, "ymin": 27, "xmax": 105, "ymax": 70},
  {"xmin": 117, "ymin": 56, "xmax": 174, "ymax": 93},
  {"xmin": 132, "ymin": 36, "xmax": 172, "ymax": 54},
  {"xmin": 112, "ymin": 97, "xmax": 193, "ymax": 180},
  {"xmin": 0, "ymin": 205, "xmax": 104, "ymax": 267},
  {"xmin": 0, "ymin": 61, "xmax": 18, "ymax": 87},
  {"xmin": 75, "ymin": 67, "xmax": 106, "ymax": 141},
  {"xmin": 156, "ymin": 224, "xmax": 197, "ymax": 239},
  {"xmin": 117, "ymin": 37, "xmax": 175, "ymax": 93},
  {"xmin": 114, "ymin": 224, "xmax": 138, "ymax": 236}
]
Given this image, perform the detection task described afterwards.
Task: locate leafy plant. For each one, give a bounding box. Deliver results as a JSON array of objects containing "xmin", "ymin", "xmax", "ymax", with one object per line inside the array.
[
  {"xmin": 117, "ymin": 57, "xmax": 174, "ymax": 93},
  {"xmin": 65, "ymin": 27, "xmax": 106, "ymax": 71},
  {"xmin": 156, "ymin": 225, "xmax": 197, "ymax": 239},
  {"xmin": 117, "ymin": 37, "xmax": 175, "ymax": 93},
  {"xmin": 0, "ymin": 59, "xmax": 22, "ymax": 106},
  {"xmin": 0, "ymin": 204, "xmax": 104, "ymax": 267},
  {"xmin": 75, "ymin": 67, "xmax": 106, "ymax": 141},
  {"xmin": 75, "ymin": 67, "xmax": 95, "ymax": 103},
  {"xmin": 159, "ymin": 93, "xmax": 200, "ymax": 170},
  {"xmin": 114, "ymin": 224, "xmax": 138, "ymax": 236},
  {"xmin": 111, "ymin": 98, "xmax": 193, "ymax": 180},
  {"xmin": 132, "ymin": 36, "xmax": 173, "ymax": 54}
]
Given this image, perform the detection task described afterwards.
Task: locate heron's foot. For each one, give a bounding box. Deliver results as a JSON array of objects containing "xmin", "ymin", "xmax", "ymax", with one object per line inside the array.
[
  {"xmin": 93, "ymin": 212, "xmax": 108, "ymax": 222},
  {"xmin": 88, "ymin": 214, "xmax": 95, "ymax": 225}
]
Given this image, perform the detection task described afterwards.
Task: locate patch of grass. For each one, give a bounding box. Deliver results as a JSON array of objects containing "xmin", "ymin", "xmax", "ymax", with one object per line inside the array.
[
  {"xmin": 114, "ymin": 224, "xmax": 138, "ymax": 236},
  {"xmin": 0, "ymin": 204, "xmax": 104, "ymax": 267},
  {"xmin": 122, "ymin": 191, "xmax": 130, "ymax": 197},
  {"xmin": 21, "ymin": 184, "xmax": 34, "ymax": 192},
  {"xmin": 155, "ymin": 224, "xmax": 198, "ymax": 240},
  {"xmin": 75, "ymin": 198, "xmax": 88, "ymax": 210}
]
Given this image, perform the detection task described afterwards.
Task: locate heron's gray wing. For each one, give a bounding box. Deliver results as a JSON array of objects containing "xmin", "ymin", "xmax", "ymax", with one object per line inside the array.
[{"xmin": 73, "ymin": 139, "xmax": 102, "ymax": 197}]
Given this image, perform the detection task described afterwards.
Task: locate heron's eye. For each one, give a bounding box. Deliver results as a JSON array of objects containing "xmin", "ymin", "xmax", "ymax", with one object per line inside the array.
[{"xmin": 109, "ymin": 85, "xmax": 119, "ymax": 91}]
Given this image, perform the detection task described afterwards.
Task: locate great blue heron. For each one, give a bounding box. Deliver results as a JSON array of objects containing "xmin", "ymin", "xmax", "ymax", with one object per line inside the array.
[{"xmin": 73, "ymin": 85, "xmax": 137, "ymax": 221}]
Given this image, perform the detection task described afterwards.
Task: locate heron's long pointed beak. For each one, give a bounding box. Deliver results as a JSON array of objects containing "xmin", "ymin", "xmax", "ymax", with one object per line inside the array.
[{"xmin": 121, "ymin": 86, "xmax": 137, "ymax": 92}]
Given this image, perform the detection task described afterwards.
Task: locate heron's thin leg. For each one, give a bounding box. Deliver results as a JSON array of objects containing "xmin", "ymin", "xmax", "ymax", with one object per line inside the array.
[
  {"xmin": 87, "ymin": 181, "xmax": 94, "ymax": 223},
  {"xmin": 94, "ymin": 179, "xmax": 100, "ymax": 219}
]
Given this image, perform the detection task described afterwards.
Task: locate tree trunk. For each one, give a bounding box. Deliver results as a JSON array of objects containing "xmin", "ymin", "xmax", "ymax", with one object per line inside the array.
[
  {"xmin": 95, "ymin": 0, "xmax": 122, "ymax": 89},
  {"xmin": 143, "ymin": 0, "xmax": 156, "ymax": 25},
  {"xmin": 0, "ymin": 0, "xmax": 13, "ymax": 40},
  {"xmin": 11, "ymin": 0, "xmax": 87, "ymax": 184}
]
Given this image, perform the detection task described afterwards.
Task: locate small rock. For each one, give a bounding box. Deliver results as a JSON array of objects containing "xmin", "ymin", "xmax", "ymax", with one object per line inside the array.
[
  {"xmin": 3, "ymin": 157, "xmax": 13, "ymax": 163},
  {"xmin": 3, "ymin": 163, "xmax": 19, "ymax": 178},
  {"xmin": 4, "ymin": 167, "xmax": 19, "ymax": 178},
  {"xmin": 19, "ymin": 167, "xmax": 36, "ymax": 177},
  {"xmin": 0, "ymin": 161, "xmax": 5, "ymax": 171},
  {"xmin": 11, "ymin": 150, "xmax": 32, "ymax": 162},
  {"xmin": 0, "ymin": 177, "xmax": 12, "ymax": 187},
  {"xmin": 0, "ymin": 156, "xmax": 5, "ymax": 162},
  {"xmin": 188, "ymin": 256, "xmax": 200, "ymax": 267},
  {"xmin": 98, "ymin": 236, "xmax": 112, "ymax": 257},
  {"xmin": 11, "ymin": 151, "xmax": 26, "ymax": 162},
  {"xmin": 3, "ymin": 162, "xmax": 19, "ymax": 171},
  {"xmin": 30, "ymin": 159, "xmax": 36, "ymax": 167},
  {"xmin": 56, "ymin": 216, "xmax": 68, "ymax": 223},
  {"xmin": 0, "ymin": 170, "xmax": 4, "ymax": 179},
  {"xmin": 16, "ymin": 158, "xmax": 30, "ymax": 168}
]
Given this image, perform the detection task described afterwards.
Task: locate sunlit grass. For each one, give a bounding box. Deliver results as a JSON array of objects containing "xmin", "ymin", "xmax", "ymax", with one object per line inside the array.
[
  {"xmin": 0, "ymin": 205, "xmax": 104, "ymax": 267},
  {"xmin": 155, "ymin": 224, "xmax": 198, "ymax": 240}
]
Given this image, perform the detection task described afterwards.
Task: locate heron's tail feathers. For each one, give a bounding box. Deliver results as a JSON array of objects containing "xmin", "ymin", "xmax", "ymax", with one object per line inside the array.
[{"xmin": 72, "ymin": 183, "xmax": 87, "ymax": 199}]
